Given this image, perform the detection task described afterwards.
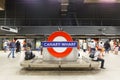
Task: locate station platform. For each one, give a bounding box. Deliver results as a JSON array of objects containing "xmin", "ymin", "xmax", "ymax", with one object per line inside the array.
[{"xmin": 1, "ymin": 50, "xmax": 120, "ymax": 80}]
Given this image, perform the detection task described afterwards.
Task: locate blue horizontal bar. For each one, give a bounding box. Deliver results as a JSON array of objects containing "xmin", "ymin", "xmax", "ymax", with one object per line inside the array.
[{"xmin": 41, "ymin": 41, "xmax": 77, "ymax": 47}]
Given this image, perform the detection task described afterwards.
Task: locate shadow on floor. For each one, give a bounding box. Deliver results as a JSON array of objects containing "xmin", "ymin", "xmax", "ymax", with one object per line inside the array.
[{"xmin": 18, "ymin": 68, "xmax": 102, "ymax": 76}]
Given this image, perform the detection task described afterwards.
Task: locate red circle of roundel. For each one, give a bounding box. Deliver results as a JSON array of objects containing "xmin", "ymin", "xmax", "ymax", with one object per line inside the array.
[{"xmin": 47, "ymin": 31, "xmax": 73, "ymax": 58}]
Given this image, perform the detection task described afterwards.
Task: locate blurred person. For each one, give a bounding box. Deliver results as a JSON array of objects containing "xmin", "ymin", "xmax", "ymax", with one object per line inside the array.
[
  {"xmin": 119, "ymin": 43, "xmax": 120, "ymax": 51},
  {"xmin": 114, "ymin": 43, "xmax": 119, "ymax": 55},
  {"xmin": 16, "ymin": 41, "xmax": 21, "ymax": 53},
  {"xmin": 77, "ymin": 48, "xmax": 81, "ymax": 58},
  {"xmin": 3, "ymin": 40, "xmax": 8, "ymax": 53},
  {"xmin": 40, "ymin": 45, "xmax": 43, "ymax": 55},
  {"xmin": 93, "ymin": 48, "xmax": 106, "ymax": 69},
  {"xmin": 82, "ymin": 40, "xmax": 87, "ymax": 53},
  {"xmin": 77, "ymin": 40, "xmax": 80, "ymax": 51},
  {"xmin": 36, "ymin": 44, "xmax": 43, "ymax": 55},
  {"xmin": 26, "ymin": 40, "xmax": 32, "ymax": 49},
  {"xmin": 110, "ymin": 40, "xmax": 114, "ymax": 53},
  {"xmin": 36, "ymin": 42, "xmax": 40, "ymax": 53},
  {"xmin": 8, "ymin": 39, "xmax": 16, "ymax": 58},
  {"xmin": 98, "ymin": 41, "xmax": 104, "ymax": 49},
  {"xmin": 104, "ymin": 41, "xmax": 110, "ymax": 54},
  {"xmin": 89, "ymin": 40, "xmax": 96, "ymax": 53},
  {"xmin": 98, "ymin": 41, "xmax": 105, "ymax": 54},
  {"xmin": 23, "ymin": 40, "xmax": 27, "ymax": 51}
]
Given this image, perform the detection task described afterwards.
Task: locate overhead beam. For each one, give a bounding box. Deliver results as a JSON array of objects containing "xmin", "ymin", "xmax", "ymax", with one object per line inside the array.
[{"xmin": 0, "ymin": 0, "xmax": 5, "ymax": 10}]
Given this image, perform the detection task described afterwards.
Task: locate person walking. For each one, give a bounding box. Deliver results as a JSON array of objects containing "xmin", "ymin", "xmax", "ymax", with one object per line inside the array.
[
  {"xmin": 16, "ymin": 41, "xmax": 21, "ymax": 53},
  {"xmin": 40, "ymin": 45, "xmax": 43, "ymax": 55},
  {"xmin": 23, "ymin": 40, "xmax": 27, "ymax": 51},
  {"xmin": 8, "ymin": 40, "xmax": 16, "ymax": 58},
  {"xmin": 114, "ymin": 43, "xmax": 119, "ymax": 55},
  {"xmin": 104, "ymin": 41, "xmax": 110, "ymax": 54},
  {"xmin": 3, "ymin": 40, "xmax": 8, "ymax": 53}
]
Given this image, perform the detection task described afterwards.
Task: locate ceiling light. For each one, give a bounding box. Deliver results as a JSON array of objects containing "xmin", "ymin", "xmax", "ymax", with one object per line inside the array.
[{"xmin": 99, "ymin": 0, "xmax": 116, "ymax": 3}]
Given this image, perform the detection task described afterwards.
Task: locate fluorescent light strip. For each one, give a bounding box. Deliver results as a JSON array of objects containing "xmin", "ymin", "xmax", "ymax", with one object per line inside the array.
[
  {"xmin": 0, "ymin": 7, "xmax": 4, "ymax": 10},
  {"xmin": 84, "ymin": 0, "xmax": 120, "ymax": 3}
]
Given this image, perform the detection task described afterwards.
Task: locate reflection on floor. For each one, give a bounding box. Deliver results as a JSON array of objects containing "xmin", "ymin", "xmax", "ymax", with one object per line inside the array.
[{"xmin": 0, "ymin": 50, "xmax": 120, "ymax": 80}]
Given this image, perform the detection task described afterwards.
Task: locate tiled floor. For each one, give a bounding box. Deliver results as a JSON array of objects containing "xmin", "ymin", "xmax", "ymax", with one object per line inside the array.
[{"xmin": 0, "ymin": 50, "xmax": 120, "ymax": 80}]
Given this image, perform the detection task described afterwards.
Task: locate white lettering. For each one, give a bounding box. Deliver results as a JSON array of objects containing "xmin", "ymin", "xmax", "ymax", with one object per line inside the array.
[{"xmin": 62, "ymin": 42, "xmax": 76, "ymax": 47}]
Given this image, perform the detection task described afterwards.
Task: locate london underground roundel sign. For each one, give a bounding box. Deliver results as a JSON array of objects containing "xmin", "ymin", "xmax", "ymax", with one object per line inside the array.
[{"xmin": 42, "ymin": 31, "xmax": 77, "ymax": 58}]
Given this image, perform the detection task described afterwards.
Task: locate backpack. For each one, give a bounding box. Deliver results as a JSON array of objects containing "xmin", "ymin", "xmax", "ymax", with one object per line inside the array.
[
  {"xmin": 25, "ymin": 51, "xmax": 35, "ymax": 60},
  {"xmin": 89, "ymin": 53, "xmax": 95, "ymax": 58}
]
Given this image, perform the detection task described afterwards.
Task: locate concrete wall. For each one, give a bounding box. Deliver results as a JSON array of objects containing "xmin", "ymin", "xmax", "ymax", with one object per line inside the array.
[
  {"xmin": 17, "ymin": 26, "xmax": 120, "ymax": 35},
  {"xmin": 1, "ymin": 26, "xmax": 120, "ymax": 35}
]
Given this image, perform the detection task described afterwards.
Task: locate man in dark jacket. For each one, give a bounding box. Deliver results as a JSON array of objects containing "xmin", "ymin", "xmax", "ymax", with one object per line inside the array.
[
  {"xmin": 8, "ymin": 40, "xmax": 16, "ymax": 58},
  {"xmin": 104, "ymin": 41, "xmax": 110, "ymax": 53},
  {"xmin": 16, "ymin": 41, "xmax": 21, "ymax": 53}
]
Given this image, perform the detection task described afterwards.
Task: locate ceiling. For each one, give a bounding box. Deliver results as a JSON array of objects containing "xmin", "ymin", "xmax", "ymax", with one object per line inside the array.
[
  {"xmin": 1, "ymin": 0, "xmax": 120, "ymax": 35},
  {"xmin": 3, "ymin": 0, "xmax": 120, "ymax": 26},
  {"xmin": 0, "ymin": 0, "xmax": 120, "ymax": 26}
]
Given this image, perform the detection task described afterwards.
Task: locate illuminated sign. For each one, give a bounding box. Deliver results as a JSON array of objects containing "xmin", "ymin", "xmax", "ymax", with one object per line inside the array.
[
  {"xmin": 42, "ymin": 31, "xmax": 77, "ymax": 58},
  {"xmin": 42, "ymin": 42, "xmax": 77, "ymax": 47}
]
